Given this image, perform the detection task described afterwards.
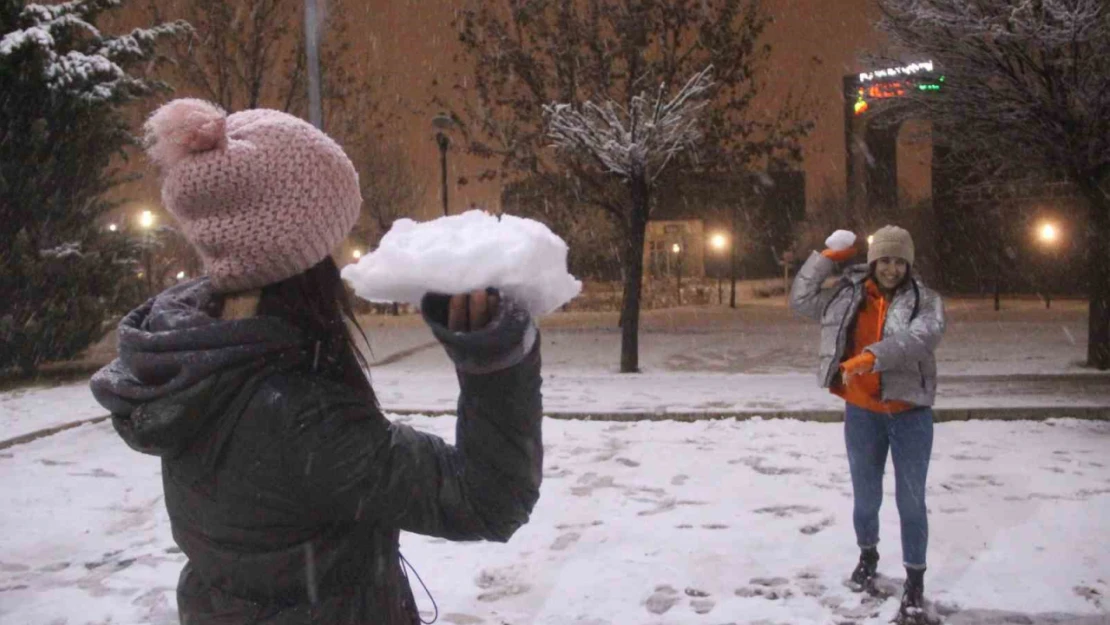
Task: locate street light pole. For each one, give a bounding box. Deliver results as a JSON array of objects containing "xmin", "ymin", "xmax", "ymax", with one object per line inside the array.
[
  {"xmin": 432, "ymin": 113, "xmax": 456, "ymax": 217},
  {"xmin": 139, "ymin": 210, "xmax": 156, "ymax": 297},
  {"xmin": 436, "ymin": 131, "xmax": 449, "ymax": 216},
  {"xmin": 709, "ymin": 232, "xmax": 728, "ymax": 305},
  {"xmin": 304, "ymin": 0, "xmax": 323, "ymax": 130},
  {"xmin": 1037, "ymin": 220, "xmax": 1060, "ymax": 309},
  {"xmin": 672, "ymin": 243, "xmax": 683, "ymax": 306},
  {"xmin": 729, "ymin": 207, "xmax": 739, "ymax": 308}
]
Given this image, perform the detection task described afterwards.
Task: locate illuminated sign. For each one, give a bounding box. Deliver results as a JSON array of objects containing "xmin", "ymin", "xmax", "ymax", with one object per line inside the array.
[
  {"xmin": 859, "ymin": 61, "xmax": 934, "ymax": 83},
  {"xmin": 853, "ymin": 75, "xmax": 944, "ymax": 115}
]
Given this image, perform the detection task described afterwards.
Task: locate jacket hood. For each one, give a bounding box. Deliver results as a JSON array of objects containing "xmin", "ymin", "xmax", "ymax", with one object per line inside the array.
[{"xmin": 90, "ymin": 278, "xmax": 303, "ymax": 457}]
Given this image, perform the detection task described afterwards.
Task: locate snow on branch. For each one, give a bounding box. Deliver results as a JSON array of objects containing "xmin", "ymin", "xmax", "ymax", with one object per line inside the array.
[
  {"xmin": 2, "ymin": 1, "xmax": 187, "ymax": 103},
  {"xmin": 543, "ymin": 65, "xmax": 715, "ymax": 182}
]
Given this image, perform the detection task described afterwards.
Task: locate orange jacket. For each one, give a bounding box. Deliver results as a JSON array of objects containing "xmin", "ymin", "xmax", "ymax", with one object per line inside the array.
[{"xmin": 830, "ymin": 279, "xmax": 914, "ymax": 414}]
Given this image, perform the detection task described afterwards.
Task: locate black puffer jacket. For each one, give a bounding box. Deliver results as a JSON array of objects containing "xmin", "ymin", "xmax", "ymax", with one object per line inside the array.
[{"xmin": 90, "ymin": 279, "xmax": 543, "ymax": 624}]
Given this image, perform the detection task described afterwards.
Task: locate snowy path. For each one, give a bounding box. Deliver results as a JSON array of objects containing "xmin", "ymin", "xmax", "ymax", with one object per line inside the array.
[{"xmin": 1, "ymin": 416, "xmax": 1107, "ymax": 624}]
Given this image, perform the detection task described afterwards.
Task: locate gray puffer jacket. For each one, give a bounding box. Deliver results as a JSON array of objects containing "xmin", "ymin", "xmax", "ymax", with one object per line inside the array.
[{"xmin": 789, "ymin": 251, "xmax": 946, "ymax": 407}]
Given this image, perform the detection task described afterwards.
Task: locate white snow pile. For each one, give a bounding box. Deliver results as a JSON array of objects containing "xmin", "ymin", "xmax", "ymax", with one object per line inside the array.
[
  {"xmin": 825, "ymin": 229, "xmax": 857, "ymax": 251},
  {"xmin": 341, "ymin": 210, "xmax": 582, "ymax": 316}
]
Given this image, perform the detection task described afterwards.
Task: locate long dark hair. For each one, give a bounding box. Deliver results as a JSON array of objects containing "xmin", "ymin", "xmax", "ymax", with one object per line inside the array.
[{"xmin": 255, "ymin": 256, "xmax": 377, "ymax": 405}]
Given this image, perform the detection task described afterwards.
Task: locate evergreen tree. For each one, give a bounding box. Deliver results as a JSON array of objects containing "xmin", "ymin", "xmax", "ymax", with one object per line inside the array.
[{"xmin": 0, "ymin": 0, "xmax": 187, "ymax": 375}]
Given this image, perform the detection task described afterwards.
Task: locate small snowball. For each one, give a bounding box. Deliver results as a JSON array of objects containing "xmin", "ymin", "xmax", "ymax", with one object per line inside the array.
[{"xmin": 825, "ymin": 230, "xmax": 856, "ymax": 251}]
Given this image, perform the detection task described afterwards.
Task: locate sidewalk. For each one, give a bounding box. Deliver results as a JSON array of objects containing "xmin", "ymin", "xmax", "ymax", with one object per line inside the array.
[{"xmin": 3, "ymin": 299, "xmax": 1108, "ymax": 447}]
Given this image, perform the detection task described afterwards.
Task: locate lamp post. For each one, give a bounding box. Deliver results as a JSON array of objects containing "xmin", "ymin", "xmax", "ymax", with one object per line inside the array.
[
  {"xmin": 432, "ymin": 113, "xmax": 455, "ymax": 217},
  {"xmin": 138, "ymin": 210, "xmax": 156, "ymax": 296},
  {"xmin": 672, "ymin": 243, "xmax": 683, "ymax": 305},
  {"xmin": 709, "ymin": 232, "xmax": 728, "ymax": 304},
  {"xmin": 1036, "ymin": 220, "xmax": 1060, "ymax": 309},
  {"xmin": 780, "ymin": 249, "xmax": 795, "ymax": 307},
  {"xmin": 304, "ymin": 0, "xmax": 323, "ymax": 130}
]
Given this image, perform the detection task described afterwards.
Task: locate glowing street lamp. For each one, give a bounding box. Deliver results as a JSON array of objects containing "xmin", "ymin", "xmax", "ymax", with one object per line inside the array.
[
  {"xmin": 708, "ymin": 232, "xmax": 729, "ymax": 304},
  {"xmin": 1038, "ymin": 222, "xmax": 1059, "ymax": 245},
  {"xmin": 108, "ymin": 223, "xmax": 118, "ymax": 232},
  {"xmin": 1035, "ymin": 220, "xmax": 1062, "ymax": 309},
  {"xmin": 176, "ymin": 271, "xmax": 186, "ymax": 280},
  {"xmin": 352, "ymin": 249, "xmax": 363, "ymax": 260},
  {"xmin": 867, "ymin": 234, "xmax": 875, "ymax": 245},
  {"xmin": 139, "ymin": 210, "xmax": 155, "ymax": 229},
  {"xmin": 709, "ymin": 232, "xmax": 728, "ymax": 252}
]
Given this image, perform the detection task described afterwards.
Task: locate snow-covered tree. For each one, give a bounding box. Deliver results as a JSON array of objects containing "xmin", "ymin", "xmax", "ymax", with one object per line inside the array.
[
  {"xmin": 0, "ymin": 0, "xmax": 187, "ymax": 375},
  {"xmin": 877, "ymin": 0, "xmax": 1110, "ymax": 369},
  {"xmin": 450, "ymin": 0, "xmax": 815, "ymax": 373},
  {"xmin": 543, "ymin": 67, "xmax": 713, "ymax": 371}
]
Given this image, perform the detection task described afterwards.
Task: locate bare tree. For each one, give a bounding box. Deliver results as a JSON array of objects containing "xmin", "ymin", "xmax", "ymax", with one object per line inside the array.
[
  {"xmin": 348, "ymin": 140, "xmax": 425, "ymax": 247},
  {"xmin": 450, "ymin": 0, "xmax": 816, "ymax": 373},
  {"xmin": 878, "ymin": 0, "xmax": 1110, "ymax": 369},
  {"xmin": 544, "ymin": 67, "xmax": 714, "ymax": 371},
  {"xmin": 148, "ymin": 0, "xmax": 369, "ymax": 124},
  {"xmin": 145, "ymin": 0, "xmax": 410, "ymax": 270},
  {"xmin": 146, "ymin": 0, "xmax": 298, "ymax": 112}
]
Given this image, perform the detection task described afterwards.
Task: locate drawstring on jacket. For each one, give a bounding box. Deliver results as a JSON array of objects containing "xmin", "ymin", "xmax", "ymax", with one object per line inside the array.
[{"xmin": 399, "ymin": 552, "xmax": 438, "ymax": 624}]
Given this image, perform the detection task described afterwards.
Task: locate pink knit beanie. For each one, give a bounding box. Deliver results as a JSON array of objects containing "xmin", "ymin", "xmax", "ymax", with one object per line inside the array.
[{"xmin": 143, "ymin": 98, "xmax": 362, "ymax": 293}]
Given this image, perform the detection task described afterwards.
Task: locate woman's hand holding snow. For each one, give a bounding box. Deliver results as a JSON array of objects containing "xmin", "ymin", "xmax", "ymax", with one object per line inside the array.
[
  {"xmin": 446, "ymin": 288, "xmax": 500, "ymax": 332},
  {"xmin": 822, "ymin": 229, "xmax": 858, "ymax": 262},
  {"xmin": 340, "ymin": 210, "xmax": 581, "ymax": 317},
  {"xmin": 420, "ymin": 290, "xmax": 538, "ymax": 375}
]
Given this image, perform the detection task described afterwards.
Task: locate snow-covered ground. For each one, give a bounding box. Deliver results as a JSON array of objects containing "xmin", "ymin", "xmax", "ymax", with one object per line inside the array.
[
  {"xmin": 3, "ymin": 300, "xmax": 1108, "ymax": 443},
  {"xmin": 1, "ymin": 415, "xmax": 1107, "ymax": 624}
]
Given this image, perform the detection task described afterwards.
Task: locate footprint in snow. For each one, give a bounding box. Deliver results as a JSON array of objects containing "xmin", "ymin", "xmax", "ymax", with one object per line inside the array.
[
  {"xmin": 474, "ymin": 568, "xmax": 530, "ymax": 603},
  {"xmin": 645, "ymin": 585, "xmax": 681, "ymax": 615},
  {"xmin": 550, "ymin": 532, "xmax": 580, "ymax": 551},
  {"xmin": 800, "ymin": 516, "xmax": 835, "ymax": 535}
]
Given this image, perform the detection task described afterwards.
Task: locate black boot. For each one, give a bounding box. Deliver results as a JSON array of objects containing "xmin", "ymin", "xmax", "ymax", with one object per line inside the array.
[
  {"xmin": 848, "ymin": 547, "xmax": 879, "ymax": 592},
  {"xmin": 895, "ymin": 567, "xmax": 930, "ymax": 625}
]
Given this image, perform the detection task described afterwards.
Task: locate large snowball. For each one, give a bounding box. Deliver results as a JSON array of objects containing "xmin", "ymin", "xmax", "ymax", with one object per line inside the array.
[
  {"xmin": 341, "ymin": 210, "xmax": 582, "ymax": 316},
  {"xmin": 825, "ymin": 229, "xmax": 857, "ymax": 251}
]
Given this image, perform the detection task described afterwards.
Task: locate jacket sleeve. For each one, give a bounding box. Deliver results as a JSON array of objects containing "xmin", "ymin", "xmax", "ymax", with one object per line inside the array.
[
  {"xmin": 865, "ymin": 287, "xmax": 946, "ymax": 371},
  {"xmin": 283, "ymin": 296, "xmax": 543, "ymax": 543},
  {"xmin": 789, "ymin": 251, "xmax": 841, "ymax": 321}
]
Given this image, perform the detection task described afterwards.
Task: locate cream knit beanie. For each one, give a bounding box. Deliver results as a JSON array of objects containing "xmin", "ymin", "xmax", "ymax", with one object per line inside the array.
[{"xmin": 867, "ymin": 225, "xmax": 915, "ymax": 266}]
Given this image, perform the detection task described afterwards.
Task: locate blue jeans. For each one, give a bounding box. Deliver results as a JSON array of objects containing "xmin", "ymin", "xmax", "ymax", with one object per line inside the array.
[{"xmin": 844, "ymin": 403, "xmax": 933, "ymax": 569}]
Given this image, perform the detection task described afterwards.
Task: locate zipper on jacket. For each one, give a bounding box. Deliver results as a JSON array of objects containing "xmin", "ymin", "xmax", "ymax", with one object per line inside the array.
[{"xmin": 877, "ymin": 293, "xmax": 887, "ymax": 400}]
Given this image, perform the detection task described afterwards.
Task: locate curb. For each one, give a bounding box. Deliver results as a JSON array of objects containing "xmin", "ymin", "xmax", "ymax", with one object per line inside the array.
[
  {"xmin": 4, "ymin": 406, "xmax": 1108, "ymax": 453},
  {"xmin": 0, "ymin": 415, "xmax": 111, "ymax": 451},
  {"xmin": 389, "ymin": 406, "xmax": 1110, "ymax": 423}
]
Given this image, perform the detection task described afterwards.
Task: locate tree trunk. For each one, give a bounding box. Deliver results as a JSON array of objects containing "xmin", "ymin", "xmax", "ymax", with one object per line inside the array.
[
  {"xmin": 620, "ymin": 175, "xmax": 649, "ymax": 373},
  {"xmin": 1078, "ymin": 176, "xmax": 1110, "ymax": 370}
]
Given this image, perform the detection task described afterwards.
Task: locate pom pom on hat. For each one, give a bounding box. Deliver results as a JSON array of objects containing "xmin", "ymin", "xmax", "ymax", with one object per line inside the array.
[{"xmin": 144, "ymin": 98, "xmax": 228, "ymax": 170}]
